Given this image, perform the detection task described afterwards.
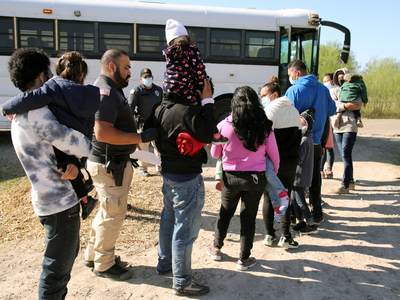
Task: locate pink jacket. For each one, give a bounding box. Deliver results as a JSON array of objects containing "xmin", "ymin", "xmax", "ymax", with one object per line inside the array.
[{"xmin": 211, "ymin": 114, "xmax": 279, "ymax": 173}]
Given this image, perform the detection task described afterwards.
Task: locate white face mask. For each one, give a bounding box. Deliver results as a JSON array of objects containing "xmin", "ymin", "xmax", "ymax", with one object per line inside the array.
[
  {"xmin": 324, "ymin": 82, "xmax": 332, "ymax": 89},
  {"xmin": 142, "ymin": 77, "xmax": 153, "ymax": 87},
  {"xmin": 289, "ymin": 74, "xmax": 297, "ymax": 85},
  {"xmin": 262, "ymin": 96, "xmax": 271, "ymax": 108}
]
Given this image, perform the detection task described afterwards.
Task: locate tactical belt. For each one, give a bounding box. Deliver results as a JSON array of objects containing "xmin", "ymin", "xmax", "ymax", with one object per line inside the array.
[{"xmin": 89, "ymin": 154, "xmax": 130, "ymax": 164}]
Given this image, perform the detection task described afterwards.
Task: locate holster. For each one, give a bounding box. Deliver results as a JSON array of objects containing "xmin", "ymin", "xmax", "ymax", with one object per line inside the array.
[{"xmin": 106, "ymin": 160, "xmax": 127, "ymax": 187}]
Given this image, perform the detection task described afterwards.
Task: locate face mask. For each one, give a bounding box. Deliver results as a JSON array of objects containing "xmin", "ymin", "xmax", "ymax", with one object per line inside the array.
[
  {"xmin": 289, "ymin": 74, "xmax": 297, "ymax": 85},
  {"xmin": 142, "ymin": 77, "xmax": 153, "ymax": 87},
  {"xmin": 339, "ymin": 79, "xmax": 345, "ymax": 86},
  {"xmin": 301, "ymin": 120, "xmax": 308, "ymax": 136},
  {"xmin": 324, "ymin": 82, "xmax": 332, "ymax": 89},
  {"xmin": 262, "ymin": 96, "xmax": 271, "ymax": 108}
]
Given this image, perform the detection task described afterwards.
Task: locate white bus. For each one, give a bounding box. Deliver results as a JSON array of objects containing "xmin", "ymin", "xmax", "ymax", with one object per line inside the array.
[{"xmin": 0, "ymin": 0, "xmax": 350, "ymax": 129}]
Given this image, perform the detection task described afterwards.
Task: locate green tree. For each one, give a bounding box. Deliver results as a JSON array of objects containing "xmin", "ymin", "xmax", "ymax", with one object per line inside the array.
[
  {"xmin": 318, "ymin": 41, "xmax": 359, "ymax": 81},
  {"xmin": 361, "ymin": 57, "xmax": 400, "ymax": 118}
]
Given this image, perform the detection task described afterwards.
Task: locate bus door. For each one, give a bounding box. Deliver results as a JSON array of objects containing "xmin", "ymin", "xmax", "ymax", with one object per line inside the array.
[{"xmin": 279, "ymin": 26, "xmax": 320, "ymax": 94}]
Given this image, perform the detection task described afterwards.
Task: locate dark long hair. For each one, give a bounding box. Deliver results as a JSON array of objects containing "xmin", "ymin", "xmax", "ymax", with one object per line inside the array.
[
  {"xmin": 56, "ymin": 51, "xmax": 87, "ymax": 84},
  {"xmin": 231, "ymin": 86, "xmax": 273, "ymax": 152}
]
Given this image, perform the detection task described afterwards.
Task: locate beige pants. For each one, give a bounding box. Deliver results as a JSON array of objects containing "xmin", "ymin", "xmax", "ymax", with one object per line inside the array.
[{"xmin": 84, "ymin": 160, "xmax": 133, "ymax": 272}]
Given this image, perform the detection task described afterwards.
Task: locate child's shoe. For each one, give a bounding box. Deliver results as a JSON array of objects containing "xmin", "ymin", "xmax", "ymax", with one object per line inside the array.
[
  {"xmin": 236, "ymin": 257, "xmax": 257, "ymax": 271},
  {"xmin": 357, "ymin": 119, "xmax": 364, "ymax": 128},
  {"xmin": 263, "ymin": 234, "xmax": 277, "ymax": 246},
  {"xmin": 321, "ymin": 171, "xmax": 326, "ymax": 179},
  {"xmin": 206, "ymin": 246, "xmax": 221, "ymax": 261},
  {"xmin": 278, "ymin": 236, "xmax": 299, "ymax": 249},
  {"xmin": 212, "ymin": 132, "xmax": 229, "ymax": 145},
  {"xmin": 81, "ymin": 196, "xmax": 99, "ymax": 220},
  {"xmin": 324, "ymin": 170, "xmax": 333, "ymax": 179},
  {"xmin": 291, "ymin": 221, "xmax": 307, "ymax": 232}
]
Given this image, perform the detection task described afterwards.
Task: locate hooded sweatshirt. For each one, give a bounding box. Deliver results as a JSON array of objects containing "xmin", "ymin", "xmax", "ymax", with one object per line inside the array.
[
  {"xmin": 285, "ymin": 74, "xmax": 336, "ymax": 144},
  {"xmin": 2, "ymin": 76, "xmax": 100, "ymax": 138},
  {"xmin": 264, "ymin": 96, "xmax": 302, "ymax": 158}
]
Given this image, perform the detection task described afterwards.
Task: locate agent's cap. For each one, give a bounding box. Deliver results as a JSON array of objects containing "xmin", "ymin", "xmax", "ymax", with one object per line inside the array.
[
  {"xmin": 140, "ymin": 68, "xmax": 152, "ymax": 78},
  {"xmin": 165, "ymin": 19, "xmax": 188, "ymax": 44}
]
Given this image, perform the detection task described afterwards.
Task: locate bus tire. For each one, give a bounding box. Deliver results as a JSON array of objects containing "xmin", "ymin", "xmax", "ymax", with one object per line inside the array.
[{"xmin": 214, "ymin": 97, "xmax": 231, "ymax": 124}]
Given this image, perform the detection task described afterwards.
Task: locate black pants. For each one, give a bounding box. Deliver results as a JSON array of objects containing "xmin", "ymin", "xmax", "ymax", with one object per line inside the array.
[
  {"xmin": 214, "ymin": 171, "xmax": 266, "ymax": 260},
  {"xmin": 309, "ymin": 144, "xmax": 323, "ymax": 218},
  {"xmin": 262, "ymin": 156, "xmax": 298, "ymax": 237}
]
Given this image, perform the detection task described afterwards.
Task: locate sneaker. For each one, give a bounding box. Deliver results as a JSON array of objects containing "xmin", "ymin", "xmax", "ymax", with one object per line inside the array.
[
  {"xmin": 357, "ymin": 119, "xmax": 364, "ymax": 128},
  {"xmin": 81, "ymin": 196, "xmax": 99, "ymax": 220},
  {"xmin": 263, "ymin": 234, "xmax": 277, "ymax": 246},
  {"xmin": 300, "ymin": 224, "xmax": 319, "ymax": 235},
  {"xmin": 329, "ymin": 185, "xmax": 349, "ymax": 194},
  {"xmin": 325, "ymin": 170, "xmax": 333, "ymax": 179},
  {"xmin": 156, "ymin": 267, "xmax": 172, "ymax": 275},
  {"xmin": 139, "ymin": 170, "xmax": 149, "ymax": 177},
  {"xmin": 313, "ymin": 216, "xmax": 325, "ymax": 226},
  {"xmin": 321, "ymin": 171, "xmax": 326, "ymax": 179},
  {"xmin": 333, "ymin": 116, "xmax": 340, "ymax": 128},
  {"xmin": 212, "ymin": 132, "xmax": 229, "ymax": 145},
  {"xmin": 236, "ymin": 257, "xmax": 257, "ymax": 271},
  {"xmin": 83, "ymin": 255, "xmax": 121, "ymax": 268},
  {"xmin": 206, "ymin": 246, "xmax": 221, "ymax": 261},
  {"xmin": 291, "ymin": 221, "xmax": 307, "ymax": 232},
  {"xmin": 93, "ymin": 263, "xmax": 131, "ymax": 281},
  {"xmin": 173, "ymin": 281, "xmax": 210, "ymax": 296},
  {"xmin": 278, "ymin": 236, "xmax": 299, "ymax": 249}
]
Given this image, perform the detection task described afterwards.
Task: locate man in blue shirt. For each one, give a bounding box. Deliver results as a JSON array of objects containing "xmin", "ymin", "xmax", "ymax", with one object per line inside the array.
[{"xmin": 285, "ymin": 60, "xmax": 336, "ymax": 225}]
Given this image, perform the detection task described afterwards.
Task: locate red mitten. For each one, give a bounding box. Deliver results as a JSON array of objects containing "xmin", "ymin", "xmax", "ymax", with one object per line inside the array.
[{"xmin": 176, "ymin": 132, "xmax": 205, "ymax": 156}]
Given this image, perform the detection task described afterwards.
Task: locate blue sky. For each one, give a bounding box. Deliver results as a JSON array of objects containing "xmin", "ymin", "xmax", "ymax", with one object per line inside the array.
[{"xmin": 145, "ymin": 0, "xmax": 398, "ymax": 69}]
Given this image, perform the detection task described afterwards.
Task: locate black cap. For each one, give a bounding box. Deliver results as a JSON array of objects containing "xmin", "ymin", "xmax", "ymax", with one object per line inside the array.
[
  {"xmin": 140, "ymin": 68, "xmax": 152, "ymax": 77},
  {"xmin": 300, "ymin": 108, "xmax": 315, "ymax": 132}
]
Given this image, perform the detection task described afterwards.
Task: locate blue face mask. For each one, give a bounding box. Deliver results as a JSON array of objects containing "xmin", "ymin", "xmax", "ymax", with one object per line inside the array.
[
  {"xmin": 262, "ymin": 96, "xmax": 271, "ymax": 108},
  {"xmin": 324, "ymin": 82, "xmax": 332, "ymax": 89},
  {"xmin": 142, "ymin": 77, "xmax": 153, "ymax": 87}
]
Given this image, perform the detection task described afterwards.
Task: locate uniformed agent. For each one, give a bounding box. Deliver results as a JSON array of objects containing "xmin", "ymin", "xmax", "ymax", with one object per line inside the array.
[
  {"xmin": 128, "ymin": 68, "xmax": 163, "ymax": 176},
  {"xmin": 84, "ymin": 49, "xmax": 158, "ymax": 281}
]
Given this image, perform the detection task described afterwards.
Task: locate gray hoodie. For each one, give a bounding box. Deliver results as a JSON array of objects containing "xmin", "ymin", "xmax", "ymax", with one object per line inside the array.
[{"xmin": 332, "ymin": 68, "xmax": 358, "ymax": 134}]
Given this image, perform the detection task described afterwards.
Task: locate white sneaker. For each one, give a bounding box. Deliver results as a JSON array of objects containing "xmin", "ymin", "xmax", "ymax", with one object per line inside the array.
[{"xmin": 263, "ymin": 234, "xmax": 277, "ymax": 246}]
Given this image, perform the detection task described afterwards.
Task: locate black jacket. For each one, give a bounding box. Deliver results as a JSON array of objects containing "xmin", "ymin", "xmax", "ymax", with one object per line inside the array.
[{"xmin": 145, "ymin": 93, "xmax": 215, "ymax": 174}]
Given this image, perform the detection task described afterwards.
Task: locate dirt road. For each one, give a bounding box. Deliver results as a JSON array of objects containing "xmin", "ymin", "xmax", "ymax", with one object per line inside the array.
[{"xmin": 0, "ymin": 119, "xmax": 399, "ymax": 300}]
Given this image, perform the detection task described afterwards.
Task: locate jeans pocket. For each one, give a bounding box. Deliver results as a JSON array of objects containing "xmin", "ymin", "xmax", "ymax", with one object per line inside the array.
[{"xmin": 39, "ymin": 214, "xmax": 57, "ymax": 239}]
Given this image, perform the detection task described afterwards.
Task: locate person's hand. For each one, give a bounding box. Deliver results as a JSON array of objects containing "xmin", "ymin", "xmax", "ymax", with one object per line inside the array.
[
  {"xmin": 59, "ymin": 164, "xmax": 79, "ymax": 180},
  {"xmin": 322, "ymin": 147, "xmax": 326, "ymax": 157},
  {"xmin": 215, "ymin": 179, "xmax": 224, "ymax": 191},
  {"xmin": 6, "ymin": 114, "xmax": 14, "ymax": 120},
  {"xmin": 345, "ymin": 102, "xmax": 362, "ymax": 110},
  {"xmin": 197, "ymin": 78, "xmax": 212, "ymax": 100},
  {"xmin": 141, "ymin": 128, "xmax": 159, "ymax": 143}
]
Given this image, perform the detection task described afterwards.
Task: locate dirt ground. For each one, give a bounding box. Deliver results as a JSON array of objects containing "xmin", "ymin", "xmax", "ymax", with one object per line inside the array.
[{"xmin": 1, "ymin": 119, "xmax": 400, "ymax": 300}]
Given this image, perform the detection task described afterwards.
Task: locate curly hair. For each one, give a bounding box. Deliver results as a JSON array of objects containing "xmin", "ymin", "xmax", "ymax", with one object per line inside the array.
[
  {"xmin": 8, "ymin": 47, "xmax": 50, "ymax": 92},
  {"xmin": 231, "ymin": 86, "xmax": 273, "ymax": 152},
  {"xmin": 56, "ymin": 51, "xmax": 87, "ymax": 84}
]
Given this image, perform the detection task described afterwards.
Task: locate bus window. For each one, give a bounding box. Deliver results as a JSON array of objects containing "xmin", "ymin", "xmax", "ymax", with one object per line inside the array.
[
  {"xmin": 59, "ymin": 21, "xmax": 94, "ymax": 52},
  {"xmin": 187, "ymin": 27, "xmax": 206, "ymax": 55},
  {"xmin": 0, "ymin": 17, "xmax": 14, "ymax": 50},
  {"xmin": 19, "ymin": 19, "xmax": 54, "ymax": 49},
  {"xmin": 210, "ymin": 29, "xmax": 240, "ymax": 57},
  {"xmin": 137, "ymin": 25, "xmax": 166, "ymax": 53},
  {"xmin": 99, "ymin": 23, "xmax": 132, "ymax": 53},
  {"xmin": 245, "ymin": 31, "xmax": 275, "ymax": 58}
]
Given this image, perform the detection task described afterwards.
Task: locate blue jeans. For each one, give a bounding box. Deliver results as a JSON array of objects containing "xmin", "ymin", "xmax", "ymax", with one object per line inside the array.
[
  {"xmin": 291, "ymin": 186, "xmax": 315, "ymax": 224},
  {"xmin": 265, "ymin": 155, "xmax": 285, "ymax": 209},
  {"xmin": 334, "ymin": 132, "xmax": 357, "ymax": 188},
  {"xmin": 157, "ymin": 174, "xmax": 205, "ymax": 289},
  {"xmin": 38, "ymin": 203, "xmax": 80, "ymax": 300},
  {"xmin": 214, "ymin": 171, "xmax": 266, "ymax": 260}
]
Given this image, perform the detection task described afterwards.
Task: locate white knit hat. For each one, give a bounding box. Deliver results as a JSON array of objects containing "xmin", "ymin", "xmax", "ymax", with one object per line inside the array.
[{"xmin": 165, "ymin": 19, "xmax": 188, "ymax": 44}]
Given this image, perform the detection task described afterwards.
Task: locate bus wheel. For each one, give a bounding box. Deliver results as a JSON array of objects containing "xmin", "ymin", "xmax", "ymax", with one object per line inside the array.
[{"xmin": 214, "ymin": 97, "xmax": 231, "ymax": 124}]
